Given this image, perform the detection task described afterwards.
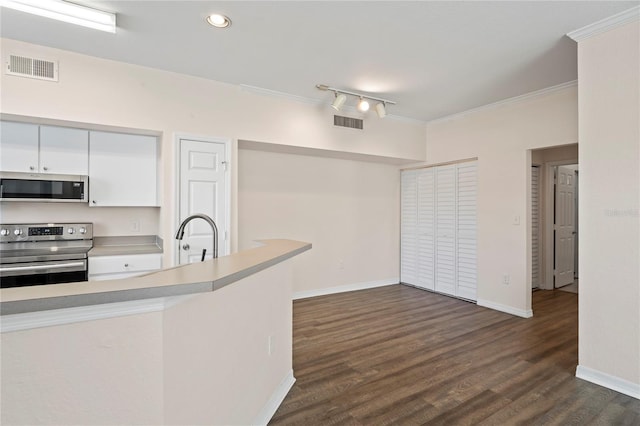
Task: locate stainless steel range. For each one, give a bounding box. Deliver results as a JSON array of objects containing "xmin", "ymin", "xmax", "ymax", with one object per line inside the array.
[{"xmin": 0, "ymin": 223, "xmax": 93, "ymax": 288}]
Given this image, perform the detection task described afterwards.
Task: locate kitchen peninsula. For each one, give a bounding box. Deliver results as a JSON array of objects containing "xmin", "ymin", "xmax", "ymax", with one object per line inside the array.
[{"xmin": 0, "ymin": 239, "xmax": 311, "ymax": 425}]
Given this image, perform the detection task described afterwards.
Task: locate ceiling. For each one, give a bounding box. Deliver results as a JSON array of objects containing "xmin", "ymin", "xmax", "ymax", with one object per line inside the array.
[{"xmin": 1, "ymin": 1, "xmax": 637, "ymax": 122}]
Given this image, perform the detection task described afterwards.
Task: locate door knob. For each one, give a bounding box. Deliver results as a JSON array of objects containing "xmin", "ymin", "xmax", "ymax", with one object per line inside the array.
[{"xmin": 182, "ymin": 243, "xmax": 190, "ymax": 251}]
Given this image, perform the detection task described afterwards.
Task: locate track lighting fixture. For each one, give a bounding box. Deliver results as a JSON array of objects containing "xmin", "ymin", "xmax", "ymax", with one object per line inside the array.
[
  {"xmin": 357, "ymin": 98, "xmax": 370, "ymax": 112},
  {"xmin": 331, "ymin": 93, "xmax": 347, "ymax": 111},
  {"xmin": 316, "ymin": 84, "xmax": 396, "ymax": 118}
]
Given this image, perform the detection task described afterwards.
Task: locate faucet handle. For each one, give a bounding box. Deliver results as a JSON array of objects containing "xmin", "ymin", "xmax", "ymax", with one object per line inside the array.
[{"xmin": 182, "ymin": 243, "xmax": 190, "ymax": 251}]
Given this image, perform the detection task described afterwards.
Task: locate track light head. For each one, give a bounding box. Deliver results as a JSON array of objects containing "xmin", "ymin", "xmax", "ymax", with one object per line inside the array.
[
  {"xmin": 375, "ymin": 102, "xmax": 386, "ymax": 118},
  {"xmin": 357, "ymin": 97, "xmax": 370, "ymax": 112},
  {"xmin": 331, "ymin": 93, "xmax": 347, "ymax": 111}
]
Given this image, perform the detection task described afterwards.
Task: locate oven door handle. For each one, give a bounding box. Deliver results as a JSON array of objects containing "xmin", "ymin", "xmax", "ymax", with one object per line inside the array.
[{"xmin": 0, "ymin": 261, "xmax": 86, "ymax": 273}]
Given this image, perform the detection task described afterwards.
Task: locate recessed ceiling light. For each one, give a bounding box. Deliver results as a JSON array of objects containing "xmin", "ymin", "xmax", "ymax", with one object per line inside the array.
[{"xmin": 206, "ymin": 13, "xmax": 231, "ymax": 28}]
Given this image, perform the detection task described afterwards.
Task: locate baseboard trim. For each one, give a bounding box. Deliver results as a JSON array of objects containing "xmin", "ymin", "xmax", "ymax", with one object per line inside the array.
[
  {"xmin": 576, "ymin": 365, "xmax": 640, "ymax": 400},
  {"xmin": 253, "ymin": 369, "xmax": 296, "ymax": 425},
  {"xmin": 476, "ymin": 298, "xmax": 533, "ymax": 318},
  {"xmin": 293, "ymin": 279, "xmax": 399, "ymax": 300}
]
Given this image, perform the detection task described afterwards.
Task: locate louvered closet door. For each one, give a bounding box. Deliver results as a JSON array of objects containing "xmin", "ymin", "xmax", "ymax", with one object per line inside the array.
[
  {"xmin": 417, "ymin": 169, "xmax": 435, "ymax": 290},
  {"xmin": 400, "ymin": 170, "xmax": 418, "ymax": 285},
  {"xmin": 435, "ymin": 165, "xmax": 456, "ymax": 296},
  {"xmin": 531, "ymin": 166, "xmax": 540, "ymax": 289},
  {"xmin": 456, "ymin": 162, "xmax": 477, "ymax": 300}
]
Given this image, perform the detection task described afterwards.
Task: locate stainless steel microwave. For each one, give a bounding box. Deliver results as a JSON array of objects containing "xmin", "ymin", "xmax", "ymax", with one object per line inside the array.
[{"xmin": 0, "ymin": 172, "xmax": 88, "ymax": 202}]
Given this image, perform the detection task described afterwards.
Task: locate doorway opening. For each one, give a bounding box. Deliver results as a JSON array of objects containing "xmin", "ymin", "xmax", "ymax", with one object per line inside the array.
[{"xmin": 530, "ymin": 144, "xmax": 578, "ymax": 293}]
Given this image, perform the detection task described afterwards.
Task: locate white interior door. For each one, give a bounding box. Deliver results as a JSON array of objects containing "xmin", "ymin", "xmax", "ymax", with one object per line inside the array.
[
  {"xmin": 417, "ymin": 169, "xmax": 435, "ymax": 290},
  {"xmin": 400, "ymin": 171, "xmax": 419, "ymax": 285},
  {"xmin": 178, "ymin": 139, "xmax": 228, "ymax": 265},
  {"xmin": 555, "ymin": 166, "xmax": 576, "ymax": 287},
  {"xmin": 456, "ymin": 162, "xmax": 477, "ymax": 300},
  {"xmin": 435, "ymin": 165, "xmax": 456, "ymax": 297}
]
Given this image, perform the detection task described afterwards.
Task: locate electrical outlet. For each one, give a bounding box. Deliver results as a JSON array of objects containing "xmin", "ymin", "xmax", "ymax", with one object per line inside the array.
[
  {"xmin": 338, "ymin": 260, "xmax": 344, "ymax": 270},
  {"xmin": 503, "ymin": 274, "xmax": 510, "ymax": 285},
  {"xmin": 130, "ymin": 219, "xmax": 140, "ymax": 233}
]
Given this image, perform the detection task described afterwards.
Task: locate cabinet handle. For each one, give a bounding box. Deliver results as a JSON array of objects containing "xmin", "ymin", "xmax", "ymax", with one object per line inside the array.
[
  {"xmin": 29, "ymin": 166, "xmax": 35, "ymax": 171},
  {"xmin": 43, "ymin": 166, "xmax": 49, "ymax": 171},
  {"xmin": 182, "ymin": 244, "xmax": 190, "ymax": 251},
  {"xmin": 92, "ymin": 200, "xmax": 97, "ymax": 204},
  {"xmin": 124, "ymin": 263, "xmax": 129, "ymax": 267}
]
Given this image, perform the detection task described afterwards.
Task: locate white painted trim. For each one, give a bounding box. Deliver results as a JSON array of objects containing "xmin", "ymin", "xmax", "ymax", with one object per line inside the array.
[
  {"xmin": 567, "ymin": 6, "xmax": 640, "ymax": 42},
  {"xmin": 428, "ymin": 80, "xmax": 578, "ymax": 125},
  {"xmin": 576, "ymin": 365, "xmax": 640, "ymax": 400},
  {"xmin": 293, "ymin": 279, "xmax": 399, "ymax": 300},
  {"xmin": 253, "ymin": 369, "xmax": 296, "ymax": 426},
  {"xmin": 0, "ymin": 295, "xmax": 194, "ymax": 333},
  {"xmin": 477, "ymin": 298, "xmax": 533, "ymax": 318},
  {"xmin": 174, "ymin": 133, "xmax": 233, "ymax": 266}
]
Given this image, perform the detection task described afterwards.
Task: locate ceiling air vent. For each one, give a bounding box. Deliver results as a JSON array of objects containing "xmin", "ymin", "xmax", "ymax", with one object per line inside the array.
[
  {"xmin": 6, "ymin": 55, "xmax": 58, "ymax": 82},
  {"xmin": 334, "ymin": 115, "xmax": 363, "ymax": 130}
]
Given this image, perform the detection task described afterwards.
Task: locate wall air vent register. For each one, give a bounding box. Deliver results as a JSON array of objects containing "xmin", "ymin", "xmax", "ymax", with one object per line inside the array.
[
  {"xmin": 6, "ymin": 54, "xmax": 58, "ymax": 82},
  {"xmin": 334, "ymin": 115, "xmax": 363, "ymax": 130}
]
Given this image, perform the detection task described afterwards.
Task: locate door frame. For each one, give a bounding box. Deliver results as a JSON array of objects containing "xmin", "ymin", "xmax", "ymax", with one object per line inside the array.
[
  {"xmin": 173, "ymin": 133, "xmax": 232, "ymax": 267},
  {"xmin": 543, "ymin": 159, "xmax": 578, "ymax": 290}
]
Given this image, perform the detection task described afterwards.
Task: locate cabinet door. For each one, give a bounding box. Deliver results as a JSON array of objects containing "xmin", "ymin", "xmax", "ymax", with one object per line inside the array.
[
  {"xmin": 89, "ymin": 131, "xmax": 158, "ymax": 207},
  {"xmin": 39, "ymin": 126, "xmax": 89, "ymax": 175},
  {"xmin": 0, "ymin": 121, "xmax": 39, "ymax": 172}
]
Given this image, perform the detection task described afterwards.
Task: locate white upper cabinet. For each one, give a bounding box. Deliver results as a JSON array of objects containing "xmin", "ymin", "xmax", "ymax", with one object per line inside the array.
[
  {"xmin": 0, "ymin": 121, "xmax": 39, "ymax": 172},
  {"xmin": 89, "ymin": 131, "xmax": 158, "ymax": 207},
  {"xmin": 0, "ymin": 122, "xmax": 88, "ymax": 175},
  {"xmin": 39, "ymin": 126, "xmax": 89, "ymax": 175}
]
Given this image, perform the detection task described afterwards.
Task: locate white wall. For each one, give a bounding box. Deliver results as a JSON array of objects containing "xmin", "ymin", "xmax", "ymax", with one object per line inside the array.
[
  {"xmin": 576, "ymin": 20, "xmax": 639, "ymax": 390},
  {"xmin": 0, "ymin": 202, "xmax": 160, "ymax": 236},
  {"xmin": 239, "ymin": 148, "xmax": 400, "ymax": 294},
  {"xmin": 1, "ymin": 260, "xmax": 295, "ymax": 425},
  {"xmin": 0, "ymin": 38, "xmax": 425, "ymax": 266},
  {"xmin": 425, "ymin": 86, "xmax": 578, "ymax": 315},
  {"xmin": 1, "ymin": 311, "xmax": 165, "ymax": 425}
]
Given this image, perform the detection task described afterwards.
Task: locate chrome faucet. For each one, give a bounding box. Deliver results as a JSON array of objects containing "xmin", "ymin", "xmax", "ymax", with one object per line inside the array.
[{"xmin": 175, "ymin": 214, "xmax": 218, "ymax": 260}]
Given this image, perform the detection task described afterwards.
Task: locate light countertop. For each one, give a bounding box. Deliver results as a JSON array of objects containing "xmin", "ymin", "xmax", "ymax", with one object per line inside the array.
[
  {"xmin": 1, "ymin": 239, "xmax": 311, "ymax": 315},
  {"xmin": 89, "ymin": 235, "xmax": 163, "ymax": 256}
]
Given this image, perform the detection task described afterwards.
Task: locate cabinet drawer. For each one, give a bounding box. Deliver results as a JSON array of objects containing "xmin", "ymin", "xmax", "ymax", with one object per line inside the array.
[{"xmin": 89, "ymin": 253, "xmax": 162, "ymax": 275}]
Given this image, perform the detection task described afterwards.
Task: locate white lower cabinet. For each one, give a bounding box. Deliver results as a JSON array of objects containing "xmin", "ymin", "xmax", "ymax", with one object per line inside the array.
[
  {"xmin": 401, "ymin": 161, "xmax": 477, "ymax": 301},
  {"xmin": 89, "ymin": 253, "xmax": 162, "ymax": 281}
]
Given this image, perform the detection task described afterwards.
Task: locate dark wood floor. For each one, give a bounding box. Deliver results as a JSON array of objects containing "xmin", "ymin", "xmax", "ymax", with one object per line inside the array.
[{"xmin": 270, "ymin": 285, "xmax": 640, "ymax": 425}]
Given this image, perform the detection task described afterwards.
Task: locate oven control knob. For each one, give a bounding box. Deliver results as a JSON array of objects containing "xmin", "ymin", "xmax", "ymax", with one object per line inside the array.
[
  {"xmin": 13, "ymin": 229, "xmax": 23, "ymax": 236},
  {"xmin": 67, "ymin": 228, "xmax": 75, "ymax": 234},
  {"xmin": 0, "ymin": 229, "xmax": 9, "ymax": 236},
  {"xmin": 79, "ymin": 227, "xmax": 87, "ymax": 234}
]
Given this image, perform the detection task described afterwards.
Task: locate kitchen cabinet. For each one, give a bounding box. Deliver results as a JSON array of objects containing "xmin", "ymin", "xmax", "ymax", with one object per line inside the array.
[
  {"xmin": 88, "ymin": 253, "xmax": 162, "ymax": 281},
  {"xmin": 0, "ymin": 121, "xmax": 88, "ymax": 175},
  {"xmin": 0, "ymin": 121, "xmax": 39, "ymax": 172},
  {"xmin": 39, "ymin": 126, "xmax": 89, "ymax": 175},
  {"xmin": 89, "ymin": 131, "xmax": 158, "ymax": 207}
]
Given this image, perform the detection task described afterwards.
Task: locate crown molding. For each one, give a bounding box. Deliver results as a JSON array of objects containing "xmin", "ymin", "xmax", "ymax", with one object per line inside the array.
[
  {"xmin": 427, "ymin": 80, "xmax": 578, "ymax": 125},
  {"xmin": 567, "ymin": 6, "xmax": 640, "ymax": 42}
]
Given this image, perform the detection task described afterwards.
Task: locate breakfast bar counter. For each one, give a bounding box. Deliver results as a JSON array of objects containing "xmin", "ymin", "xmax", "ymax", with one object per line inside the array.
[{"xmin": 0, "ymin": 239, "xmax": 311, "ymax": 315}]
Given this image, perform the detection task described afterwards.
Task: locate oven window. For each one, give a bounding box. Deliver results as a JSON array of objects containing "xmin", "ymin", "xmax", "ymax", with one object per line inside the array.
[{"xmin": 0, "ymin": 270, "xmax": 87, "ymax": 288}]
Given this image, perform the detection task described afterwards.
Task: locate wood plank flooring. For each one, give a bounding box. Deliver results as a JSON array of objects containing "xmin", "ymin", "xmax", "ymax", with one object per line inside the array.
[{"xmin": 270, "ymin": 285, "xmax": 640, "ymax": 425}]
